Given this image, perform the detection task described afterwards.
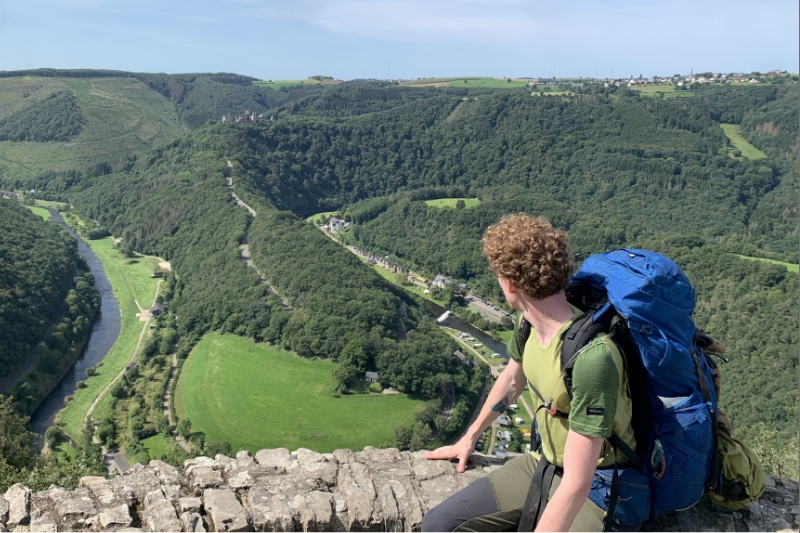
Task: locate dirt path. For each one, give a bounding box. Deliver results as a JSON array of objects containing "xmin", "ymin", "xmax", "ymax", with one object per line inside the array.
[
  {"xmin": 84, "ymin": 279, "xmax": 162, "ymax": 427},
  {"xmin": 161, "ymin": 352, "xmax": 191, "ymax": 453}
]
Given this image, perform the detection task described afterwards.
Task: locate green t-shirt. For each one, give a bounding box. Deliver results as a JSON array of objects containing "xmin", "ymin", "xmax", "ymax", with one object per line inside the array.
[{"xmin": 508, "ymin": 309, "xmax": 636, "ymax": 468}]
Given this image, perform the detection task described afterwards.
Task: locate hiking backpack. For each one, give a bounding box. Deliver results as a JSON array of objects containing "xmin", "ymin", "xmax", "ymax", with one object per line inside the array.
[{"xmin": 518, "ymin": 249, "xmax": 724, "ymax": 527}]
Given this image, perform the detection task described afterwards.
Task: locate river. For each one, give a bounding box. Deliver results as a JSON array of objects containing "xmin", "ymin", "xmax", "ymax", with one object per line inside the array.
[{"xmin": 29, "ymin": 210, "xmax": 121, "ymax": 436}]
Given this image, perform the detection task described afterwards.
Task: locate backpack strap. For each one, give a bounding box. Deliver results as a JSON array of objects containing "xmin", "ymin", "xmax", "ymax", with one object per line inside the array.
[{"xmin": 517, "ymin": 456, "xmax": 559, "ymax": 532}]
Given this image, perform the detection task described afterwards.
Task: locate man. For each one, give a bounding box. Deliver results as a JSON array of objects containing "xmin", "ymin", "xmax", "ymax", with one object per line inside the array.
[{"xmin": 422, "ymin": 214, "xmax": 637, "ymax": 532}]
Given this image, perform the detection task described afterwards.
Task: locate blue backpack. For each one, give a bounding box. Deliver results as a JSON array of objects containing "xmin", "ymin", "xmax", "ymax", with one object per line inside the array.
[{"xmin": 519, "ymin": 249, "xmax": 720, "ymax": 528}]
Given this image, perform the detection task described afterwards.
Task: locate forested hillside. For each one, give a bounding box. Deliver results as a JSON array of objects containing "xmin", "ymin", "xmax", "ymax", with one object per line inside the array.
[
  {"xmin": 0, "ymin": 92, "xmax": 83, "ymax": 142},
  {"xmin": 0, "ymin": 200, "xmax": 100, "ymax": 413},
  {"xmin": 35, "ymin": 78, "xmax": 798, "ymax": 476}
]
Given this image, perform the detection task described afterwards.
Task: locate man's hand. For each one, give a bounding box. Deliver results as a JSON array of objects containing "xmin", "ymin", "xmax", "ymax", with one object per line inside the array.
[{"xmin": 425, "ymin": 434, "xmax": 477, "ymax": 473}]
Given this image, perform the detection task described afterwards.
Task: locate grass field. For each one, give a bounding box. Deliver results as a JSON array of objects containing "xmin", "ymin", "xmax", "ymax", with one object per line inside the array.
[
  {"xmin": 402, "ymin": 77, "xmax": 529, "ymax": 89},
  {"xmin": 141, "ymin": 433, "xmax": 172, "ymax": 460},
  {"xmin": 305, "ymin": 211, "xmax": 340, "ymax": 224},
  {"xmin": 25, "ymin": 205, "xmax": 50, "ymax": 219},
  {"xmin": 0, "ymin": 77, "xmax": 182, "ymax": 179},
  {"xmin": 253, "ymin": 79, "xmax": 322, "ymax": 89},
  {"xmin": 175, "ymin": 332, "xmax": 424, "ymax": 454},
  {"xmin": 34, "ymin": 199, "xmax": 69, "ymax": 209},
  {"xmin": 720, "ymin": 124, "xmax": 767, "ymax": 159},
  {"xmin": 735, "ymin": 254, "xmax": 799, "ymax": 273},
  {"xmin": 57, "ymin": 231, "xmax": 162, "ymax": 441},
  {"xmin": 425, "ymin": 197, "xmax": 480, "ymax": 209}
]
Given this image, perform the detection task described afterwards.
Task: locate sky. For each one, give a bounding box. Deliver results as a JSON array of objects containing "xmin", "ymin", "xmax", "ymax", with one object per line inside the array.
[{"xmin": 1, "ymin": 0, "xmax": 797, "ymax": 80}]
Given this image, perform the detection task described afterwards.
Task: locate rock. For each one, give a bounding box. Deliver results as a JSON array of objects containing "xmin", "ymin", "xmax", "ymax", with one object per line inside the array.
[
  {"xmin": 47, "ymin": 488, "xmax": 97, "ymax": 530},
  {"xmin": 0, "ymin": 495, "xmax": 8, "ymax": 526},
  {"xmin": 255, "ymin": 448, "xmax": 293, "ymax": 470},
  {"xmin": 185, "ymin": 457, "xmax": 225, "ymax": 490},
  {"xmin": 203, "ymin": 488, "xmax": 249, "ymax": 532},
  {"xmin": 179, "ymin": 496, "xmax": 203, "ymax": 514},
  {"xmin": 142, "ymin": 490, "xmax": 182, "ymax": 532},
  {"xmin": 97, "ymin": 503, "xmax": 133, "ymax": 529},
  {"xmin": 291, "ymin": 491, "xmax": 334, "ymax": 532},
  {"xmin": 248, "ymin": 482, "xmax": 298, "ymax": 531},
  {"xmin": 334, "ymin": 461, "xmax": 377, "ymax": 530},
  {"xmin": 27, "ymin": 509, "xmax": 56, "ymax": 533},
  {"xmin": 235, "ymin": 450, "xmax": 254, "ymax": 467},
  {"xmin": 181, "ymin": 511, "xmax": 206, "ymax": 532},
  {"xmin": 3, "ymin": 484, "xmax": 30, "ymax": 528},
  {"xmin": 80, "ymin": 476, "xmax": 119, "ymax": 506}
]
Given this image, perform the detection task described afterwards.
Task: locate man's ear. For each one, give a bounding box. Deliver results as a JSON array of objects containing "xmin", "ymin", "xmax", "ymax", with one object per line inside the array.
[{"xmin": 499, "ymin": 276, "xmax": 516, "ymax": 294}]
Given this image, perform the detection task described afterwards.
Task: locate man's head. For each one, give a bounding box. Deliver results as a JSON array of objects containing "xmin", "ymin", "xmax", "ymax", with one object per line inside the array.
[{"xmin": 482, "ymin": 213, "xmax": 573, "ymax": 300}]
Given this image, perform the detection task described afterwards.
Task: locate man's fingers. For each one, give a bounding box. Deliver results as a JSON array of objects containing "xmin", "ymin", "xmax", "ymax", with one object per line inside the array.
[
  {"xmin": 425, "ymin": 446, "xmax": 456, "ymax": 460},
  {"xmin": 457, "ymin": 453, "xmax": 469, "ymax": 473}
]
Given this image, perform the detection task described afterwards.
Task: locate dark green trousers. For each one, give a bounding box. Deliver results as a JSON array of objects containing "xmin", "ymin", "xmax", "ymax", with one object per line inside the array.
[{"xmin": 421, "ymin": 454, "xmax": 608, "ymax": 532}]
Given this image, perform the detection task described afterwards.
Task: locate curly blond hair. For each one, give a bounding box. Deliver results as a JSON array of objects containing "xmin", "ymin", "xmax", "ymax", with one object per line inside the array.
[{"xmin": 482, "ymin": 213, "xmax": 573, "ymax": 300}]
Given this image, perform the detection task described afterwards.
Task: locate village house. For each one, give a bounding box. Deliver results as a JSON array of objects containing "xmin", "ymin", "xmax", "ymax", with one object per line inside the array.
[
  {"xmin": 364, "ymin": 371, "xmax": 379, "ymax": 383},
  {"xmin": 431, "ymin": 275, "xmax": 452, "ymax": 289},
  {"xmin": 150, "ymin": 270, "xmax": 164, "ymax": 278},
  {"xmin": 150, "ymin": 303, "xmax": 164, "ymax": 317},
  {"xmin": 326, "ymin": 217, "xmax": 346, "ymax": 232}
]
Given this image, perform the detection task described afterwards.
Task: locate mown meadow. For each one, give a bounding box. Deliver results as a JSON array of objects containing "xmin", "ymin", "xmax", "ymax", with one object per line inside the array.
[{"xmin": 175, "ymin": 332, "xmax": 425, "ymax": 454}]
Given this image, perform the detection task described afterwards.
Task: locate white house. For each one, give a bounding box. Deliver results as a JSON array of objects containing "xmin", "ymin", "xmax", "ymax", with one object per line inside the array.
[
  {"xmin": 327, "ymin": 217, "xmax": 346, "ymax": 232},
  {"xmin": 432, "ymin": 275, "xmax": 452, "ymax": 289}
]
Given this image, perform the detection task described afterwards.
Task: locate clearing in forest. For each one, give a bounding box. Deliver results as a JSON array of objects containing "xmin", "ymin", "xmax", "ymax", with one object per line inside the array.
[
  {"xmin": 735, "ymin": 254, "xmax": 799, "ymax": 273},
  {"xmin": 720, "ymin": 123, "xmax": 767, "ymax": 159},
  {"xmin": 174, "ymin": 332, "xmax": 425, "ymax": 454},
  {"xmin": 253, "ymin": 79, "xmax": 325, "ymax": 89},
  {"xmin": 425, "ymin": 197, "xmax": 480, "ymax": 209}
]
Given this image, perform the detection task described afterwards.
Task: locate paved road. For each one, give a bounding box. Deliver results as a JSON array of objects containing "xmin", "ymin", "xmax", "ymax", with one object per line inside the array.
[{"xmin": 464, "ymin": 295, "xmax": 509, "ymax": 324}]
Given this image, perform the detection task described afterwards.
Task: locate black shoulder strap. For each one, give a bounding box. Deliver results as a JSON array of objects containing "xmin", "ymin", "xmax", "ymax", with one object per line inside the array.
[{"xmin": 559, "ymin": 303, "xmax": 609, "ymax": 398}]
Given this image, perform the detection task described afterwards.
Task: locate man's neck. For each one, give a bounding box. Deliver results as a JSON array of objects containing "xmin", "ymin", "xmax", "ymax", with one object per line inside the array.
[{"xmin": 517, "ymin": 291, "xmax": 575, "ymax": 346}]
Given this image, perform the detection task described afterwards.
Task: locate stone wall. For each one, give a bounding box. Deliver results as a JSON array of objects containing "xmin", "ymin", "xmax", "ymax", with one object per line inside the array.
[{"xmin": 0, "ymin": 447, "xmax": 797, "ymax": 532}]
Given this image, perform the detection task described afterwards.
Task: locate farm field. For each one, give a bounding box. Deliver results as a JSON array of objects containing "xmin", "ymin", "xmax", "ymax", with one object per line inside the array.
[
  {"xmin": 721, "ymin": 124, "xmax": 767, "ymax": 159},
  {"xmin": 174, "ymin": 332, "xmax": 425, "ymax": 454},
  {"xmin": 253, "ymin": 79, "xmax": 323, "ymax": 89},
  {"xmin": 57, "ymin": 230, "xmax": 162, "ymax": 442},
  {"xmin": 425, "ymin": 197, "xmax": 480, "ymax": 209},
  {"xmin": 24, "ymin": 205, "xmax": 50, "ymax": 219},
  {"xmin": 735, "ymin": 254, "xmax": 799, "ymax": 273},
  {"xmin": 0, "ymin": 76, "xmax": 182, "ymax": 179},
  {"xmin": 402, "ymin": 77, "xmax": 529, "ymax": 88}
]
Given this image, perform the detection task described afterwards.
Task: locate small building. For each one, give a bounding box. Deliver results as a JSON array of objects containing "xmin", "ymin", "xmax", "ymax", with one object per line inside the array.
[
  {"xmin": 125, "ymin": 362, "xmax": 138, "ymax": 372},
  {"xmin": 327, "ymin": 217, "xmax": 346, "ymax": 232},
  {"xmin": 150, "ymin": 303, "xmax": 165, "ymax": 317},
  {"xmin": 150, "ymin": 270, "xmax": 164, "ymax": 278},
  {"xmin": 499, "ymin": 430, "xmax": 512, "ymax": 441},
  {"xmin": 365, "ymin": 371, "xmax": 379, "ymax": 383},
  {"xmin": 432, "ymin": 275, "xmax": 452, "ymax": 289},
  {"xmin": 515, "ymin": 417, "xmax": 525, "ymax": 425},
  {"xmin": 497, "ymin": 415, "xmax": 509, "ymax": 427}
]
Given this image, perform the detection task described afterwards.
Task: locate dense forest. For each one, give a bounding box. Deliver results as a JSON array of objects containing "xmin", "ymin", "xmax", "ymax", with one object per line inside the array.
[
  {"xmin": 0, "ymin": 92, "xmax": 83, "ymax": 142},
  {"xmin": 1, "ymin": 73, "xmax": 796, "ymax": 477}
]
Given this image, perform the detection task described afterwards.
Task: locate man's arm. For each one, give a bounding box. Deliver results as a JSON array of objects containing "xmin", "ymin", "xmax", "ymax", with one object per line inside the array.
[
  {"xmin": 426, "ymin": 357, "xmax": 526, "ymax": 472},
  {"xmin": 535, "ymin": 430, "xmax": 604, "ymax": 532}
]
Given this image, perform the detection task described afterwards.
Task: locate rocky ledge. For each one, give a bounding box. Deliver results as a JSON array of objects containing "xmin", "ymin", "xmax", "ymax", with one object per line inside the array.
[{"xmin": 0, "ymin": 447, "xmax": 797, "ymax": 532}]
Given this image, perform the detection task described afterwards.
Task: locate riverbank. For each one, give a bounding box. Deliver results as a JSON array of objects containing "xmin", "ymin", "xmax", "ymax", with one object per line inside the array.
[{"xmin": 56, "ymin": 221, "xmax": 162, "ymax": 444}]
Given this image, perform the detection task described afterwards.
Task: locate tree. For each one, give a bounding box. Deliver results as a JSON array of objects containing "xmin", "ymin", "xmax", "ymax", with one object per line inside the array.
[
  {"xmin": 455, "ymin": 199, "xmax": 466, "ymax": 210},
  {"xmin": 0, "ymin": 396, "xmax": 36, "ymax": 469},
  {"xmin": 177, "ymin": 418, "xmax": 192, "ymax": 438},
  {"xmin": 409, "ymin": 421, "xmax": 432, "ymax": 451}
]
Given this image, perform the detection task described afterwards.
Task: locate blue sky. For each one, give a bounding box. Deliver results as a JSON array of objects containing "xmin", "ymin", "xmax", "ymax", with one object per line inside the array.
[{"xmin": 1, "ymin": 0, "xmax": 797, "ymax": 80}]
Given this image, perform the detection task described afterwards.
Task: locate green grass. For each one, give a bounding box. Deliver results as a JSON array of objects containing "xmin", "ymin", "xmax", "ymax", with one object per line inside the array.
[
  {"xmin": 0, "ymin": 77, "xmax": 182, "ymax": 180},
  {"xmin": 51, "ymin": 439, "xmax": 77, "ymax": 462},
  {"xmin": 368, "ymin": 262, "xmax": 451, "ymax": 306},
  {"xmin": 253, "ymin": 79, "xmax": 322, "ymax": 89},
  {"xmin": 141, "ymin": 433, "xmax": 172, "ymax": 460},
  {"xmin": 34, "ymin": 199, "xmax": 69, "ymax": 209},
  {"xmin": 305, "ymin": 211, "xmax": 340, "ymax": 224},
  {"xmin": 424, "ymin": 197, "xmax": 480, "ymax": 209},
  {"xmin": 496, "ymin": 329, "xmax": 513, "ymax": 344},
  {"xmin": 57, "ymin": 233, "xmax": 161, "ymax": 441},
  {"xmin": 721, "ymin": 124, "xmax": 766, "ymax": 159},
  {"xmin": 175, "ymin": 332, "xmax": 424, "ymax": 454},
  {"xmin": 25, "ymin": 205, "xmax": 50, "ymax": 219},
  {"xmin": 401, "ymin": 77, "xmax": 529, "ymax": 88},
  {"xmin": 735, "ymin": 254, "xmax": 799, "ymax": 273}
]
